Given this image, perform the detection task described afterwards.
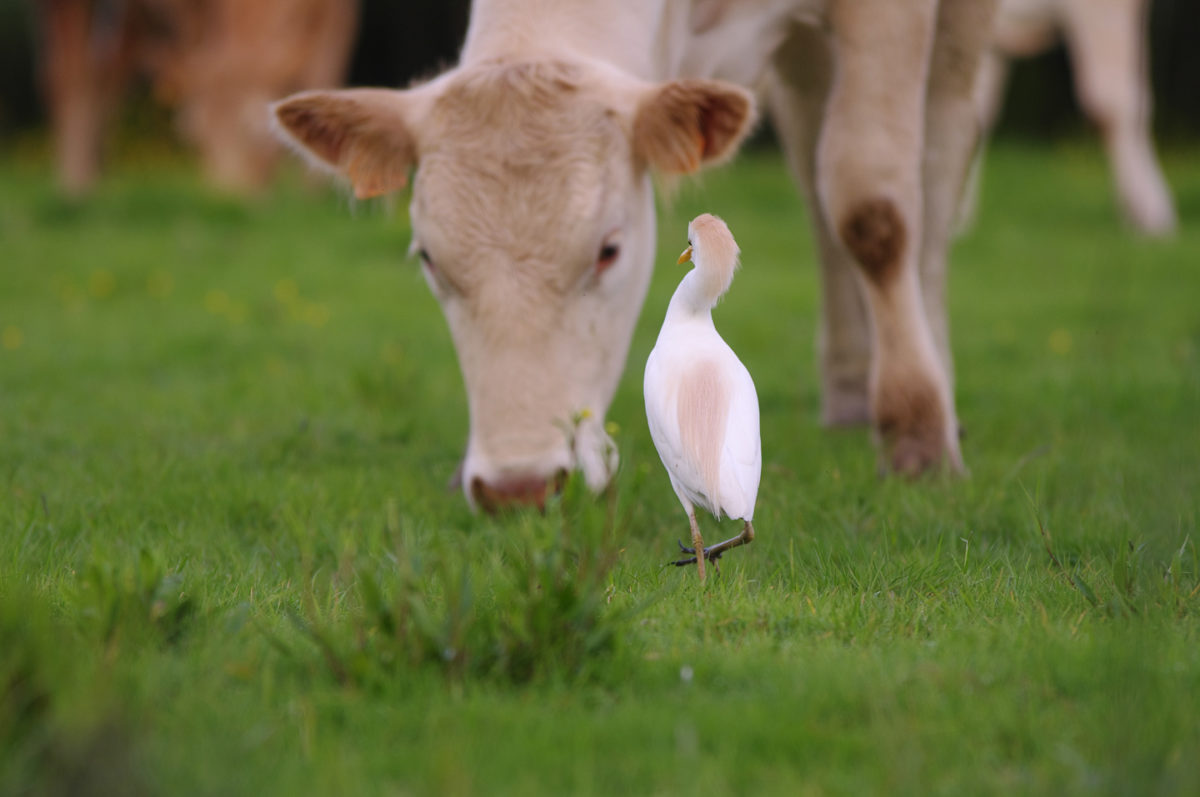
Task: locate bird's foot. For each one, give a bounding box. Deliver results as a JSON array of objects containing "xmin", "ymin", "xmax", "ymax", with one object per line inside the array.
[
  {"xmin": 671, "ymin": 539, "xmax": 700, "ymax": 567},
  {"xmin": 670, "ymin": 522, "xmax": 755, "ymax": 575}
]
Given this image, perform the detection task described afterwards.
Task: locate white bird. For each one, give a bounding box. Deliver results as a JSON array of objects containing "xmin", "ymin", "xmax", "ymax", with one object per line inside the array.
[{"xmin": 644, "ymin": 213, "xmax": 760, "ymax": 581}]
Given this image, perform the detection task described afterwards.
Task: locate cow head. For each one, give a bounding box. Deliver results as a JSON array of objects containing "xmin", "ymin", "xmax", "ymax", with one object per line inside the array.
[{"xmin": 272, "ymin": 60, "xmax": 753, "ymax": 510}]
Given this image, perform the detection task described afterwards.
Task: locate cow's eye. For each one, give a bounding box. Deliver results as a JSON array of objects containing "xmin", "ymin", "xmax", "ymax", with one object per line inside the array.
[
  {"xmin": 596, "ymin": 242, "xmax": 620, "ymax": 274},
  {"xmin": 414, "ymin": 245, "xmax": 460, "ymax": 296},
  {"xmin": 418, "ymin": 247, "xmax": 446, "ymax": 283}
]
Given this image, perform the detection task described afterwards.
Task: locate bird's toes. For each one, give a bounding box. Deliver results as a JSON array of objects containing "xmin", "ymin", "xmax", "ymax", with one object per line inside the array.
[
  {"xmin": 676, "ymin": 539, "xmax": 696, "ymax": 555},
  {"xmin": 671, "ymin": 556, "xmax": 698, "ymax": 567}
]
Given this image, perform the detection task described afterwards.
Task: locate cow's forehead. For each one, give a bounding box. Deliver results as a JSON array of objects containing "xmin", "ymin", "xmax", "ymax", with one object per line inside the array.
[
  {"xmin": 426, "ymin": 59, "xmax": 621, "ymax": 140},
  {"xmin": 413, "ymin": 61, "xmax": 630, "ymax": 253}
]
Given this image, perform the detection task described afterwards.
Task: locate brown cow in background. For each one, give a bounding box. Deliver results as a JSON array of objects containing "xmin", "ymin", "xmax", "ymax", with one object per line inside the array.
[{"xmin": 36, "ymin": 0, "xmax": 359, "ymax": 195}]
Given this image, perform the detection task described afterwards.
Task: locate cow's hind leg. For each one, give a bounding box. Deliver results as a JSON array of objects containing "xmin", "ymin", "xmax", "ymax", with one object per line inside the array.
[
  {"xmin": 955, "ymin": 49, "xmax": 1009, "ymax": 236},
  {"xmin": 1061, "ymin": 0, "xmax": 1175, "ymax": 236},
  {"xmin": 921, "ymin": 0, "xmax": 1000, "ymax": 398},
  {"xmin": 37, "ymin": 0, "xmax": 134, "ymax": 196},
  {"xmin": 39, "ymin": 0, "xmax": 105, "ymax": 196}
]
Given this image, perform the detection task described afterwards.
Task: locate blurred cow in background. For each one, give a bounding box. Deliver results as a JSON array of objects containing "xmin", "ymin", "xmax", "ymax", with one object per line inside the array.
[
  {"xmin": 973, "ymin": 0, "xmax": 1176, "ymax": 235},
  {"xmin": 35, "ymin": 0, "xmax": 358, "ymax": 195}
]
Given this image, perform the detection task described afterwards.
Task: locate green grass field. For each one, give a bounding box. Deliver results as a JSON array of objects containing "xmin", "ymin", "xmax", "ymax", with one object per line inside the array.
[{"xmin": 2, "ymin": 141, "xmax": 1199, "ymax": 796}]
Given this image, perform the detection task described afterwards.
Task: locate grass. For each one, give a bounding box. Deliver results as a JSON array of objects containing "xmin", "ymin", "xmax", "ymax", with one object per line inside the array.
[{"xmin": 2, "ymin": 140, "xmax": 1199, "ymax": 796}]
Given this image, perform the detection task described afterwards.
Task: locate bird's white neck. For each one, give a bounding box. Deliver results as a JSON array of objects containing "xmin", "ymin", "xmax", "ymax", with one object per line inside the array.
[{"xmin": 665, "ymin": 268, "xmax": 725, "ymax": 323}]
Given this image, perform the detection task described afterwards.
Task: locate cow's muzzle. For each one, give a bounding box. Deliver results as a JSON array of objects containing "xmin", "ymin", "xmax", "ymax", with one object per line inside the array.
[{"xmin": 470, "ymin": 470, "xmax": 568, "ymax": 513}]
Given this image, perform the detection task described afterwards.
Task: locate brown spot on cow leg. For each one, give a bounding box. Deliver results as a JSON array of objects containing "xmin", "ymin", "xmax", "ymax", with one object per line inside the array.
[
  {"xmin": 873, "ymin": 378, "xmax": 949, "ymax": 477},
  {"xmin": 840, "ymin": 198, "xmax": 907, "ymax": 286}
]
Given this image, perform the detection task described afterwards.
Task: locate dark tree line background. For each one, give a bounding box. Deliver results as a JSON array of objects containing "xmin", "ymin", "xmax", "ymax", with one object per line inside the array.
[{"xmin": 1, "ymin": 0, "xmax": 1198, "ymax": 144}]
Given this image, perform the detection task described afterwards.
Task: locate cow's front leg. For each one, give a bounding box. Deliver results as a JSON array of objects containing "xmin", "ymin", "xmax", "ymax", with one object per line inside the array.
[
  {"xmin": 768, "ymin": 23, "xmax": 871, "ymax": 428},
  {"xmin": 819, "ymin": 0, "xmax": 962, "ymax": 475}
]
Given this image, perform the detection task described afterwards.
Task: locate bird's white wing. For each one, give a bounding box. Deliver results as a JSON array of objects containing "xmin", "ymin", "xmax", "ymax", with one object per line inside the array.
[
  {"xmin": 717, "ymin": 352, "xmax": 761, "ymax": 521},
  {"xmin": 643, "ymin": 349, "xmax": 678, "ymax": 461},
  {"xmin": 644, "ymin": 346, "xmax": 710, "ymax": 514}
]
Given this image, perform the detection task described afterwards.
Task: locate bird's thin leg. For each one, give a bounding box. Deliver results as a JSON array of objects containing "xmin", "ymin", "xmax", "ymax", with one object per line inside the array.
[
  {"xmin": 673, "ymin": 521, "xmax": 756, "ymax": 575},
  {"xmin": 676, "ymin": 511, "xmax": 706, "ymax": 581},
  {"xmin": 702, "ymin": 521, "xmax": 756, "ymax": 575}
]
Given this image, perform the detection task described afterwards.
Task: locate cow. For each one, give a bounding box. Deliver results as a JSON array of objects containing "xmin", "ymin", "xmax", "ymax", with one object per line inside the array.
[
  {"xmin": 272, "ymin": 0, "xmax": 1000, "ymax": 511},
  {"xmin": 35, "ymin": 0, "xmax": 358, "ymax": 195},
  {"xmin": 972, "ymin": 0, "xmax": 1176, "ymax": 236}
]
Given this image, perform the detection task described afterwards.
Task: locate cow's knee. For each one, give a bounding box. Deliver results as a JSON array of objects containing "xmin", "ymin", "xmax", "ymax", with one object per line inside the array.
[{"xmin": 837, "ymin": 195, "xmax": 909, "ymax": 288}]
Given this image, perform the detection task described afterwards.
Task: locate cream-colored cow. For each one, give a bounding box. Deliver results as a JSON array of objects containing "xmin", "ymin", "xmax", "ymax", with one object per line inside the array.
[
  {"xmin": 975, "ymin": 0, "xmax": 1176, "ymax": 235},
  {"xmin": 273, "ymin": 0, "xmax": 998, "ymax": 510}
]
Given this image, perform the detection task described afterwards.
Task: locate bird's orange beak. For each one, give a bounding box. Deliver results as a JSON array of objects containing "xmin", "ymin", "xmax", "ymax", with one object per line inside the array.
[{"xmin": 677, "ymin": 245, "xmax": 693, "ymax": 265}]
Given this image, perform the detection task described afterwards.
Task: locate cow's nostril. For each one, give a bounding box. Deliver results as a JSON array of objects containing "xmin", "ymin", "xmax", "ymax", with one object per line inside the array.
[{"xmin": 471, "ymin": 470, "xmax": 567, "ymax": 514}]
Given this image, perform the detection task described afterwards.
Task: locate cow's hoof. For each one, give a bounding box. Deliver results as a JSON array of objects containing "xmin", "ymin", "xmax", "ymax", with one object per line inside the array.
[
  {"xmin": 821, "ymin": 385, "xmax": 871, "ymax": 428},
  {"xmin": 879, "ymin": 433, "xmax": 964, "ymax": 479},
  {"xmin": 822, "ymin": 402, "xmax": 871, "ymax": 429},
  {"xmin": 873, "ymin": 380, "xmax": 963, "ymax": 478},
  {"xmin": 1124, "ymin": 193, "xmax": 1177, "ymax": 239}
]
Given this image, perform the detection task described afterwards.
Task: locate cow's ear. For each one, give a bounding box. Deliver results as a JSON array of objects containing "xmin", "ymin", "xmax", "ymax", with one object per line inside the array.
[
  {"xmin": 632, "ymin": 80, "xmax": 755, "ymax": 174},
  {"xmin": 272, "ymin": 89, "xmax": 418, "ymax": 199}
]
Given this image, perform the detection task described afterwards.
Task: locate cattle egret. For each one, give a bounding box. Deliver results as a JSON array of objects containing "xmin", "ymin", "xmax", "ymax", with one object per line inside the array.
[{"xmin": 644, "ymin": 214, "xmax": 760, "ymax": 581}]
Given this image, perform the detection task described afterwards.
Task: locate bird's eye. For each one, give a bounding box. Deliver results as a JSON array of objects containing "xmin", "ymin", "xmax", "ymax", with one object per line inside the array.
[{"xmin": 596, "ymin": 242, "xmax": 620, "ymax": 274}]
